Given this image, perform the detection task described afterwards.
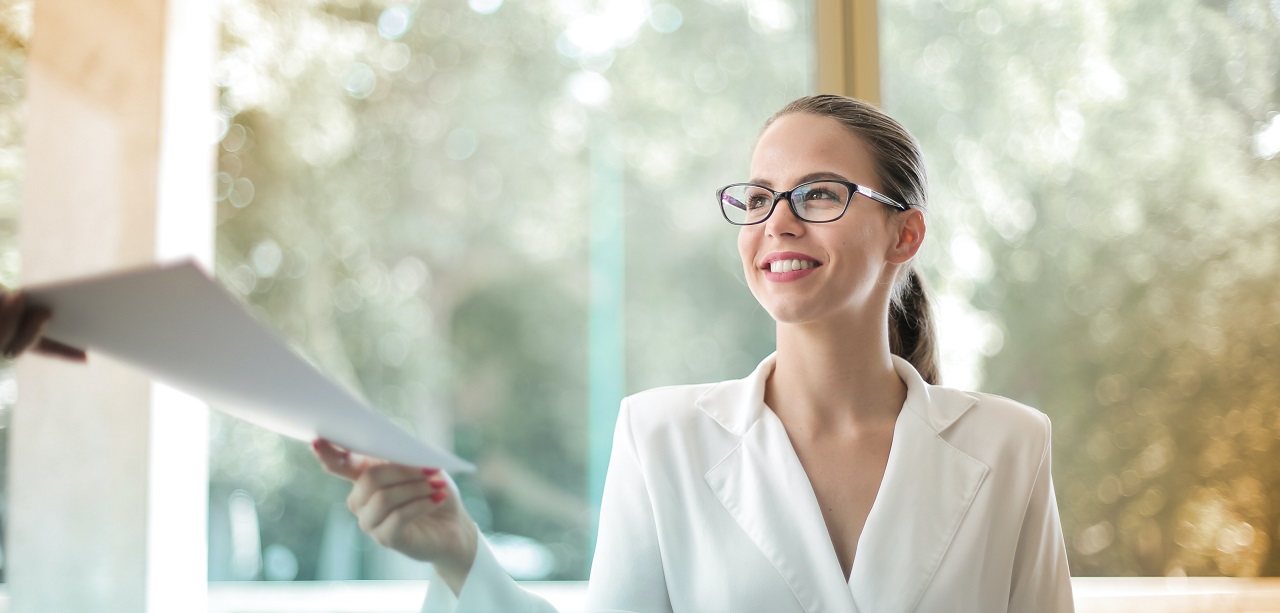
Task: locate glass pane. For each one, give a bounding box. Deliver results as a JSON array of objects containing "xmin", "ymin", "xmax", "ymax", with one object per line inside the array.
[
  {"xmin": 0, "ymin": 0, "xmax": 30, "ymax": 586},
  {"xmin": 212, "ymin": 0, "xmax": 811, "ymax": 581},
  {"xmin": 881, "ymin": 1, "xmax": 1280, "ymax": 576}
]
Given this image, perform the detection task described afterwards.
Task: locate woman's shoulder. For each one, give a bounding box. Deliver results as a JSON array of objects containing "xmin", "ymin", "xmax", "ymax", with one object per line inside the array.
[
  {"xmin": 934, "ymin": 384, "xmax": 1054, "ymax": 465},
  {"xmin": 616, "ymin": 380, "xmax": 742, "ymax": 455},
  {"xmin": 964, "ymin": 389, "xmax": 1051, "ymax": 432},
  {"xmin": 621, "ymin": 381, "xmax": 721, "ymax": 422}
]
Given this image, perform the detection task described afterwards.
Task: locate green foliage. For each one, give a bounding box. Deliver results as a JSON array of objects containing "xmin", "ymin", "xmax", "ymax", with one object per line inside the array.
[
  {"xmin": 214, "ymin": 0, "xmax": 805, "ymax": 580},
  {"xmin": 882, "ymin": 0, "xmax": 1280, "ymax": 576}
]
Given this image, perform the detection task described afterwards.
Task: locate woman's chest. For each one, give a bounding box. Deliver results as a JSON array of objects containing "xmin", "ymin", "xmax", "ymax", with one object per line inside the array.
[
  {"xmin": 641, "ymin": 423, "xmax": 1020, "ymax": 613},
  {"xmin": 791, "ymin": 432, "xmax": 894, "ymax": 577}
]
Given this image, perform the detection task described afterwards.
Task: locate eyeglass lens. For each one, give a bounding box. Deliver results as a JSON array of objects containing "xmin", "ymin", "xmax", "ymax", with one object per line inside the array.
[{"xmin": 720, "ymin": 181, "xmax": 851, "ymax": 225}]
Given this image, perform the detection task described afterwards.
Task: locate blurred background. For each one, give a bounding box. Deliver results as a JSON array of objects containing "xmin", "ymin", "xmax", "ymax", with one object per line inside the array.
[{"xmin": 0, "ymin": 0, "xmax": 1278, "ymax": 594}]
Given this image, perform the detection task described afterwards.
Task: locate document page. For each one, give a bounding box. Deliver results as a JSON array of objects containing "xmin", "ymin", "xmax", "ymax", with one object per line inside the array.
[{"xmin": 28, "ymin": 260, "xmax": 474, "ymax": 473}]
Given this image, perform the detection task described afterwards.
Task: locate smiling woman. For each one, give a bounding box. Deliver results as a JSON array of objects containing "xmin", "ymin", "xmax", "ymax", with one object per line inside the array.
[
  {"xmin": 739, "ymin": 99, "xmax": 939, "ymax": 383},
  {"xmin": 333, "ymin": 94, "xmax": 1074, "ymax": 613}
]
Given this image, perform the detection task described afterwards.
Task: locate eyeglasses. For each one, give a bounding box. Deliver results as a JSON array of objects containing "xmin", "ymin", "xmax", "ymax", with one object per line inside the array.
[{"xmin": 717, "ymin": 179, "xmax": 908, "ymax": 226}]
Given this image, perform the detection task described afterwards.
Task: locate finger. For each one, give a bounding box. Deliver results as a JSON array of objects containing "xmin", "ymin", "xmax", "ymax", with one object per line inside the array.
[
  {"xmin": 349, "ymin": 463, "xmax": 442, "ymax": 513},
  {"xmin": 5, "ymin": 307, "xmax": 51, "ymax": 358},
  {"xmin": 312, "ymin": 439, "xmax": 365, "ymax": 481},
  {"xmin": 34, "ymin": 338, "xmax": 88, "ymax": 362},
  {"xmin": 355, "ymin": 478, "xmax": 437, "ymax": 534},
  {"xmin": 0, "ymin": 292, "xmax": 23, "ymax": 352}
]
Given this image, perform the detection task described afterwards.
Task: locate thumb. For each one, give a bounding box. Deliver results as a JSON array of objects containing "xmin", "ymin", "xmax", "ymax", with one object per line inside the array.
[{"xmin": 311, "ymin": 439, "xmax": 376, "ymax": 481}]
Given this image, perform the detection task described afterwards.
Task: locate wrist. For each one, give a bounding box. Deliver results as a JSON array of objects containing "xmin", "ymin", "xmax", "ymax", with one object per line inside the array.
[{"xmin": 434, "ymin": 521, "xmax": 478, "ymax": 596}]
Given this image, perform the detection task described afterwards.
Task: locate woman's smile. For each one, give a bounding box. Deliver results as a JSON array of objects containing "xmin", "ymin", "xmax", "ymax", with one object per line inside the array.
[{"xmin": 761, "ymin": 251, "xmax": 822, "ymax": 282}]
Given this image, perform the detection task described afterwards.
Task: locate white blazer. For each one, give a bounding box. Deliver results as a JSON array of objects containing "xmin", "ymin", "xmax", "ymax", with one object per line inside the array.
[{"xmin": 423, "ymin": 353, "xmax": 1075, "ymax": 613}]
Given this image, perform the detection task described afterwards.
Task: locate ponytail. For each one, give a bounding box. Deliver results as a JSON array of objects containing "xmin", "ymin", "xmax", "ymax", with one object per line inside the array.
[{"xmin": 889, "ymin": 268, "xmax": 940, "ymax": 385}]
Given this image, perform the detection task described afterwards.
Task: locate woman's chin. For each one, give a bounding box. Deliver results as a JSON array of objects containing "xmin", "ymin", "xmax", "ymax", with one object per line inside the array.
[{"xmin": 761, "ymin": 300, "xmax": 828, "ymax": 326}]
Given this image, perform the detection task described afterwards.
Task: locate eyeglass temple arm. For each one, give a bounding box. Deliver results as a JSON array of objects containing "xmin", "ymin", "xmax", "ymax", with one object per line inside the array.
[{"xmin": 855, "ymin": 185, "xmax": 909, "ymax": 211}]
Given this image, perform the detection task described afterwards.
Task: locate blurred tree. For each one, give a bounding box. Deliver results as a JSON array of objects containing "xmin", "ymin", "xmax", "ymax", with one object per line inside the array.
[
  {"xmin": 213, "ymin": 0, "xmax": 806, "ymax": 580},
  {"xmin": 0, "ymin": 0, "xmax": 1273, "ymax": 586},
  {"xmin": 882, "ymin": 0, "xmax": 1280, "ymax": 577},
  {"xmin": 0, "ymin": 0, "xmax": 1272, "ymax": 587}
]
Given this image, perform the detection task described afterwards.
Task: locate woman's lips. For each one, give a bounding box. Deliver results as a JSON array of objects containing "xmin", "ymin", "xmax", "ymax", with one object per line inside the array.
[
  {"xmin": 763, "ymin": 266, "xmax": 819, "ymax": 283},
  {"xmin": 759, "ymin": 252, "xmax": 821, "ymax": 283}
]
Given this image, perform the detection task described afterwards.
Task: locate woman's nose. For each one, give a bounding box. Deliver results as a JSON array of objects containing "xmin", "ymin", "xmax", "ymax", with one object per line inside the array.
[{"xmin": 764, "ymin": 196, "xmax": 804, "ymax": 237}]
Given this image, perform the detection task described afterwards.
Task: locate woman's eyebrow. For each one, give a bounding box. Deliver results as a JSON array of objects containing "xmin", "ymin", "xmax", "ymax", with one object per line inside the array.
[
  {"xmin": 796, "ymin": 171, "xmax": 850, "ymax": 183},
  {"xmin": 747, "ymin": 171, "xmax": 851, "ymax": 187}
]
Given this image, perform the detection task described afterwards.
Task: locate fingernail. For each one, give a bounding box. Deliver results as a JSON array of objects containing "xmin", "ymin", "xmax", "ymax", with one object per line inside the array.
[
  {"xmin": 311, "ymin": 440, "xmax": 320, "ymax": 450},
  {"xmin": 421, "ymin": 467, "xmax": 440, "ymax": 476},
  {"xmin": 428, "ymin": 478, "xmax": 445, "ymax": 489},
  {"xmin": 430, "ymin": 490, "xmax": 447, "ymax": 503}
]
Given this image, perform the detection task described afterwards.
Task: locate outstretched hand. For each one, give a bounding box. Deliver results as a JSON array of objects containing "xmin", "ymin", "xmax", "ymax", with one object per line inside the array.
[
  {"xmin": 311, "ymin": 439, "xmax": 478, "ymax": 595},
  {"xmin": 0, "ymin": 289, "xmax": 87, "ymax": 362}
]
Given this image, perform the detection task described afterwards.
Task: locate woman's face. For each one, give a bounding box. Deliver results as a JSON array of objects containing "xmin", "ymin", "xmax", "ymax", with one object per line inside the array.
[{"xmin": 737, "ymin": 112, "xmax": 922, "ymax": 326}]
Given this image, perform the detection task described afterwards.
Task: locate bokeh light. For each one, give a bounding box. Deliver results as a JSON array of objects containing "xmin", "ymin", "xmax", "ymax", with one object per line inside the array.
[
  {"xmin": 883, "ymin": 0, "xmax": 1280, "ymax": 578},
  {"xmin": 210, "ymin": 0, "xmax": 809, "ymax": 581}
]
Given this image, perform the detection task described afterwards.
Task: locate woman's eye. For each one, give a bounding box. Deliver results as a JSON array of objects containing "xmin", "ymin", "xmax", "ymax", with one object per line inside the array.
[
  {"xmin": 747, "ymin": 196, "xmax": 771, "ymax": 209},
  {"xmin": 804, "ymin": 189, "xmax": 838, "ymax": 201}
]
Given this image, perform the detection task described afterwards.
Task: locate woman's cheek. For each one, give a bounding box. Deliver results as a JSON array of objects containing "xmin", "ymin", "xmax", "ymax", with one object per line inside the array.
[
  {"xmin": 737, "ymin": 230, "xmax": 767, "ymax": 304},
  {"xmin": 737, "ymin": 227, "xmax": 756, "ymax": 276}
]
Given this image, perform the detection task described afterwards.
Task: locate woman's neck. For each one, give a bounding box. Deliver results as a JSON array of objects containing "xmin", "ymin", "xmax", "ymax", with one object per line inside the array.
[{"xmin": 765, "ymin": 312, "xmax": 907, "ymax": 436}]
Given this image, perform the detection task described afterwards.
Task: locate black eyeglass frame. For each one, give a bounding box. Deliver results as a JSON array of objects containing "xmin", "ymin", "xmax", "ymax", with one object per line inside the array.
[{"xmin": 717, "ymin": 179, "xmax": 909, "ymax": 226}]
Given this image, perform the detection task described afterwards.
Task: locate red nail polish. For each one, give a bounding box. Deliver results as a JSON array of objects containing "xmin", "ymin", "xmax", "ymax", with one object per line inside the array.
[
  {"xmin": 428, "ymin": 478, "xmax": 445, "ymax": 489},
  {"xmin": 430, "ymin": 490, "xmax": 447, "ymax": 503},
  {"xmin": 311, "ymin": 440, "xmax": 320, "ymax": 449},
  {"xmin": 422, "ymin": 467, "xmax": 440, "ymax": 476}
]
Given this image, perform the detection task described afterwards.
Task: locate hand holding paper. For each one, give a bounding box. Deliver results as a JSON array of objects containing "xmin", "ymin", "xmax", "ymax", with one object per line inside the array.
[
  {"xmin": 0, "ymin": 286, "xmax": 86, "ymax": 361},
  {"xmin": 27, "ymin": 260, "xmax": 474, "ymax": 474},
  {"xmin": 312, "ymin": 438, "xmax": 479, "ymax": 591}
]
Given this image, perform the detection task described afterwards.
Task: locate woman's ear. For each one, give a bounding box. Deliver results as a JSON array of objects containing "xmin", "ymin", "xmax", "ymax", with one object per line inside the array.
[{"xmin": 888, "ymin": 209, "xmax": 925, "ymax": 265}]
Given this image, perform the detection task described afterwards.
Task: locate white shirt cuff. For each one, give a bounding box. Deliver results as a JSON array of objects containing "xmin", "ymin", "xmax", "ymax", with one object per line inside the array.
[{"xmin": 421, "ymin": 534, "xmax": 555, "ymax": 613}]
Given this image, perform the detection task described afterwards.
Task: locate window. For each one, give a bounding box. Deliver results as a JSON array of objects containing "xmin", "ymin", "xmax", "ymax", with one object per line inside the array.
[
  {"xmin": 211, "ymin": 0, "xmax": 813, "ymax": 582},
  {"xmin": 7, "ymin": 1, "xmax": 1279, "ymax": 609},
  {"xmin": 880, "ymin": 0, "xmax": 1280, "ymax": 576}
]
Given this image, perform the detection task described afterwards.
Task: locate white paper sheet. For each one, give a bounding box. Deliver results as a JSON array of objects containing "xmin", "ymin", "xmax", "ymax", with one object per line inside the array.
[{"xmin": 28, "ymin": 259, "xmax": 474, "ymax": 473}]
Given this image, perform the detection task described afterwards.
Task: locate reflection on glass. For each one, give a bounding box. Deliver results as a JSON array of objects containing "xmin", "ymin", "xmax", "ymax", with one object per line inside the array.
[
  {"xmin": 881, "ymin": 0, "xmax": 1280, "ymax": 577},
  {"xmin": 213, "ymin": 0, "xmax": 811, "ymax": 581}
]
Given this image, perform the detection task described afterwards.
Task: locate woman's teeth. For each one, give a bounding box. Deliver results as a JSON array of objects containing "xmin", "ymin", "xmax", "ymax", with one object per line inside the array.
[{"xmin": 769, "ymin": 259, "xmax": 817, "ymax": 273}]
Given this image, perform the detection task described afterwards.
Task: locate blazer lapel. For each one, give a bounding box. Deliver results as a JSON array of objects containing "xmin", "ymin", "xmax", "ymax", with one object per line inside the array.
[
  {"xmin": 697, "ymin": 354, "xmax": 990, "ymax": 613},
  {"xmin": 700, "ymin": 354, "xmax": 859, "ymax": 613},
  {"xmin": 847, "ymin": 357, "xmax": 990, "ymax": 613}
]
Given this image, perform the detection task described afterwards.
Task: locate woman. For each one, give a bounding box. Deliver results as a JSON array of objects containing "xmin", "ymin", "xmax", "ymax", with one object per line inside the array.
[{"xmin": 313, "ymin": 95, "xmax": 1075, "ymax": 612}]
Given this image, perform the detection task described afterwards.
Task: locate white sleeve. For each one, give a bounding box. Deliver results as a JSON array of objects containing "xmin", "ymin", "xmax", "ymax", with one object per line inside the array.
[
  {"xmin": 584, "ymin": 398, "xmax": 673, "ymax": 613},
  {"xmin": 420, "ymin": 532, "xmax": 559, "ymax": 613},
  {"xmin": 1008, "ymin": 414, "xmax": 1075, "ymax": 613}
]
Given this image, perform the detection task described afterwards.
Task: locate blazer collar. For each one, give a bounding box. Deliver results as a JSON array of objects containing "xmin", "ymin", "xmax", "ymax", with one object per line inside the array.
[
  {"xmin": 693, "ymin": 351, "xmax": 774, "ymax": 436},
  {"xmin": 893, "ymin": 353, "xmax": 980, "ymax": 433},
  {"xmin": 694, "ymin": 352, "xmax": 980, "ymax": 437},
  {"xmin": 698, "ymin": 352, "xmax": 989, "ymax": 613}
]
